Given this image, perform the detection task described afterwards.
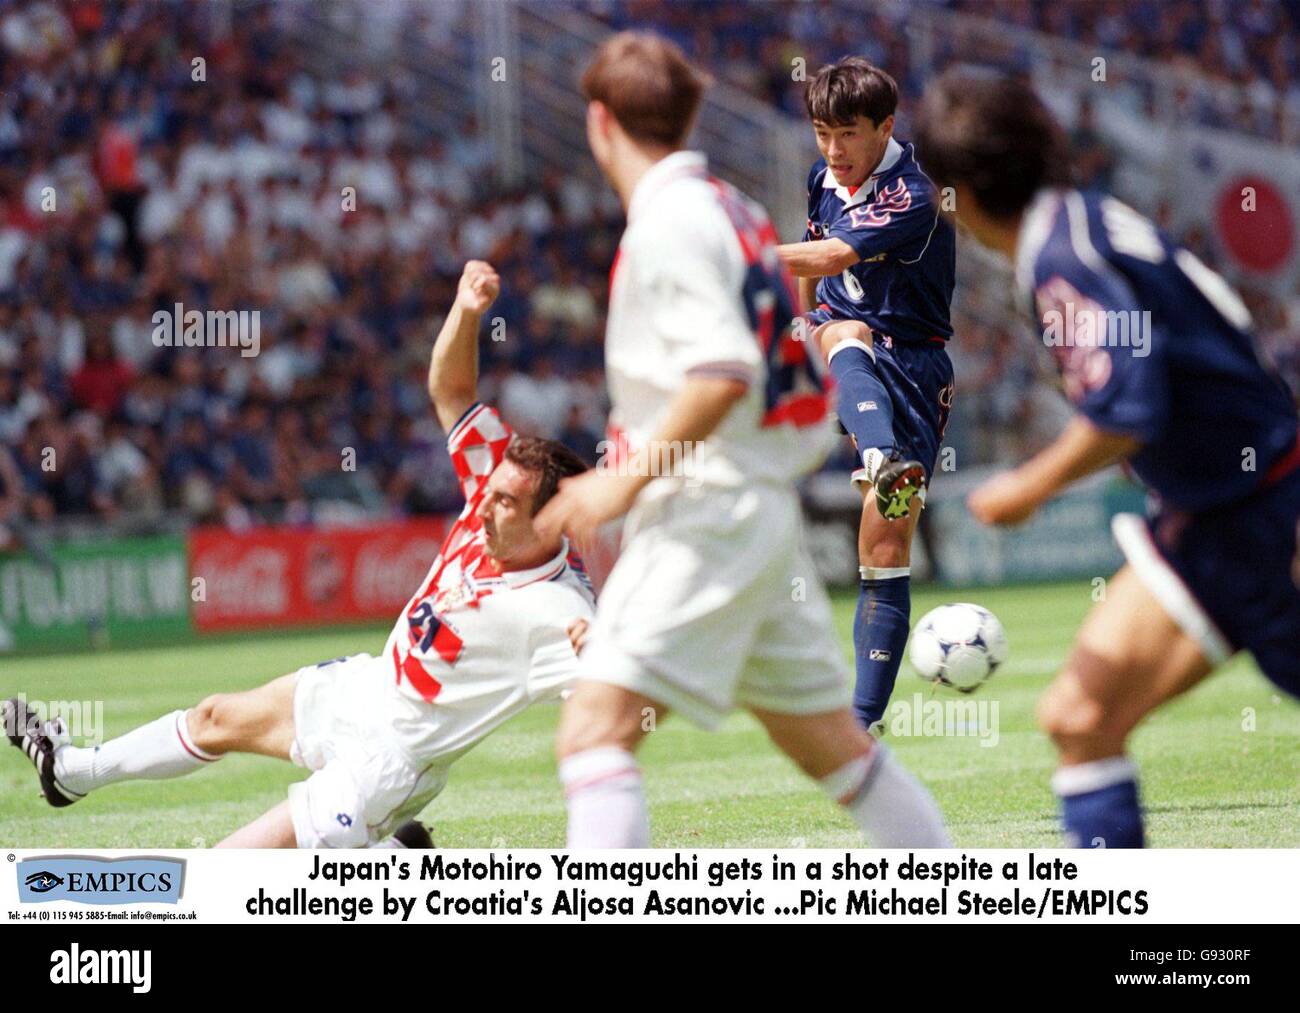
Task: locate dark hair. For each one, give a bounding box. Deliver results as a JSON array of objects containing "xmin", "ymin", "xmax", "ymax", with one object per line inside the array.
[
  {"xmin": 805, "ymin": 57, "xmax": 898, "ymax": 127},
  {"xmin": 504, "ymin": 436, "xmax": 589, "ymax": 514},
  {"xmin": 913, "ymin": 69, "xmax": 1069, "ymax": 221},
  {"xmin": 580, "ymin": 31, "xmax": 711, "ymax": 146}
]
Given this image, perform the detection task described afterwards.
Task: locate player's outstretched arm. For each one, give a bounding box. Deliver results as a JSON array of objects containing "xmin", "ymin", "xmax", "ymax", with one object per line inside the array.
[
  {"xmin": 428, "ymin": 260, "xmax": 500, "ymax": 433},
  {"xmin": 777, "ymin": 237, "xmax": 859, "ymax": 278},
  {"xmin": 968, "ymin": 416, "xmax": 1141, "ymax": 526}
]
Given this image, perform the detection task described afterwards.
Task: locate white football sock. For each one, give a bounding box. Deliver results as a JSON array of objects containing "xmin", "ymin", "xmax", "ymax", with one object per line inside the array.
[
  {"xmin": 824, "ymin": 745, "xmax": 951, "ymax": 848},
  {"xmin": 860, "ymin": 447, "xmax": 888, "ymax": 483},
  {"xmin": 54, "ymin": 710, "xmax": 219, "ymax": 796},
  {"xmin": 560, "ymin": 746, "xmax": 650, "ymax": 848},
  {"xmin": 1050, "ymin": 755, "xmax": 1139, "ymax": 796}
]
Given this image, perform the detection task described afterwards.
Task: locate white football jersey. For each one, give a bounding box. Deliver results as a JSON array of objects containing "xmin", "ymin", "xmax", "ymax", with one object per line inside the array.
[
  {"xmin": 603, "ymin": 150, "xmax": 835, "ymax": 497},
  {"xmin": 379, "ymin": 403, "xmax": 596, "ymax": 762}
]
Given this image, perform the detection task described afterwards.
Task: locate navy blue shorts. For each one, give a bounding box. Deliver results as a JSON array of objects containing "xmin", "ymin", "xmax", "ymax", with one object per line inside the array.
[
  {"xmin": 808, "ymin": 310, "xmax": 955, "ymax": 478},
  {"xmin": 1116, "ymin": 461, "xmax": 1300, "ymax": 698}
]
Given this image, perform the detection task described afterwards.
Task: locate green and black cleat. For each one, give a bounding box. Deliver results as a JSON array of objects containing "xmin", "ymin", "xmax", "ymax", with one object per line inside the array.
[{"xmin": 874, "ymin": 458, "xmax": 926, "ymax": 521}]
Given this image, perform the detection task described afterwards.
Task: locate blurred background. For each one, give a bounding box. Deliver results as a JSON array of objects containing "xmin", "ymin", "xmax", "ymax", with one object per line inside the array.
[{"xmin": 1, "ymin": 0, "xmax": 1298, "ymax": 650}]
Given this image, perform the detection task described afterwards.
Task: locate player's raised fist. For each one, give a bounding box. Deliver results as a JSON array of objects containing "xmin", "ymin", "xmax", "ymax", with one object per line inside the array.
[{"xmin": 456, "ymin": 261, "xmax": 500, "ymax": 314}]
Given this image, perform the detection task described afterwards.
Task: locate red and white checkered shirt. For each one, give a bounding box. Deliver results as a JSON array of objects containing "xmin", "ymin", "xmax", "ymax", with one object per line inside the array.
[{"xmin": 382, "ymin": 404, "xmax": 595, "ymax": 742}]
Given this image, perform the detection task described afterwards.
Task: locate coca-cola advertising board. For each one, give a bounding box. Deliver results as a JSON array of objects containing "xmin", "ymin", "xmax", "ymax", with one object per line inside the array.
[{"xmin": 189, "ymin": 520, "xmax": 450, "ymax": 631}]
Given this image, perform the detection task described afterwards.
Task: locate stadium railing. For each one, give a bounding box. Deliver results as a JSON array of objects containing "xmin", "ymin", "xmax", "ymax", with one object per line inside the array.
[
  {"xmin": 287, "ymin": 0, "xmax": 813, "ymax": 238},
  {"xmin": 892, "ymin": 0, "xmax": 1299, "ymax": 145}
]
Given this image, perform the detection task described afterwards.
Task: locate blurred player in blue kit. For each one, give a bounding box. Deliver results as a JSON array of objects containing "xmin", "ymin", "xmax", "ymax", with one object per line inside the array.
[
  {"xmin": 914, "ymin": 70, "xmax": 1300, "ymax": 848},
  {"xmin": 776, "ymin": 58, "xmax": 957, "ymax": 732}
]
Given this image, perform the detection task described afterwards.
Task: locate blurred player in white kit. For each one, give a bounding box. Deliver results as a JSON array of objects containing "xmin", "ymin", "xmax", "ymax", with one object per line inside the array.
[{"xmin": 538, "ymin": 32, "xmax": 950, "ymax": 849}]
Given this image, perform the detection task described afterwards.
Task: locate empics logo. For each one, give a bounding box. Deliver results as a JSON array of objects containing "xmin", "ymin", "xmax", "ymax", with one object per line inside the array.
[
  {"xmin": 50, "ymin": 945, "xmax": 151, "ymax": 993},
  {"xmin": 17, "ymin": 856, "xmax": 184, "ymax": 905}
]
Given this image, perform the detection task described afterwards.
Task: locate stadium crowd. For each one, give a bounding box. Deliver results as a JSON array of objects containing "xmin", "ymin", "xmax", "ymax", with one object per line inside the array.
[
  {"xmin": 1, "ymin": 0, "xmax": 1298, "ymax": 537},
  {"xmin": 600, "ymin": 0, "xmax": 1300, "ymax": 140},
  {"xmin": 0, "ymin": 0, "xmax": 621, "ymax": 537},
  {"xmin": 595, "ymin": 0, "xmax": 1300, "ymax": 460}
]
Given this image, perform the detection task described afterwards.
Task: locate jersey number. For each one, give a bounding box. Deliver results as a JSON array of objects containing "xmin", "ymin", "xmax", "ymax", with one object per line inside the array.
[
  {"xmin": 407, "ymin": 601, "xmax": 463, "ymax": 665},
  {"xmin": 841, "ymin": 268, "xmax": 864, "ymax": 302}
]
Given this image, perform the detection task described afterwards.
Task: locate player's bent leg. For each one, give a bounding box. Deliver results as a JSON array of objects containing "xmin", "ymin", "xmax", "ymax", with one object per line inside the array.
[
  {"xmin": 751, "ymin": 705, "xmax": 871, "ymax": 780},
  {"xmin": 555, "ymin": 679, "xmax": 661, "ymax": 757},
  {"xmin": 217, "ymin": 800, "xmax": 298, "ymax": 848},
  {"xmin": 815, "ymin": 318, "xmax": 874, "ymax": 367},
  {"xmin": 187, "ymin": 673, "xmax": 297, "ymax": 759},
  {"xmin": 816, "ymin": 320, "xmax": 898, "ymax": 473},
  {"xmin": 9, "ymin": 673, "xmax": 299, "ymax": 807},
  {"xmin": 858, "ymin": 494, "xmax": 919, "ymax": 569},
  {"xmin": 750, "ymin": 706, "xmax": 951, "ymax": 848},
  {"xmin": 1037, "ymin": 565, "xmax": 1214, "ymax": 848},
  {"xmin": 556, "ymin": 680, "xmax": 664, "ymax": 848},
  {"xmin": 852, "ymin": 506, "xmax": 920, "ymax": 730}
]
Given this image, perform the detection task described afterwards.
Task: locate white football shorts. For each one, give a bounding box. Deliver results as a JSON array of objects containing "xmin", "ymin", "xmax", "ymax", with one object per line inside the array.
[
  {"xmin": 287, "ymin": 653, "xmax": 447, "ymax": 848},
  {"xmin": 578, "ymin": 481, "xmax": 850, "ymax": 729}
]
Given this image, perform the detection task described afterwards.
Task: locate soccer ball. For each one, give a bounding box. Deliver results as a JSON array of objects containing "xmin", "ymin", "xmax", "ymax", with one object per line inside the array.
[{"xmin": 908, "ymin": 603, "xmax": 1008, "ymax": 693}]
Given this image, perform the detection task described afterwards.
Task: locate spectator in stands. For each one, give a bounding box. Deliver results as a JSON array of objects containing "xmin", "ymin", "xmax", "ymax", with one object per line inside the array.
[
  {"xmin": 0, "ymin": 442, "xmax": 25, "ymax": 551},
  {"xmin": 69, "ymin": 332, "xmax": 133, "ymax": 418},
  {"xmin": 1070, "ymin": 95, "xmax": 1117, "ymax": 190},
  {"xmin": 557, "ymin": 403, "xmax": 602, "ymax": 466},
  {"xmin": 1, "ymin": 0, "xmax": 1295, "ymax": 535}
]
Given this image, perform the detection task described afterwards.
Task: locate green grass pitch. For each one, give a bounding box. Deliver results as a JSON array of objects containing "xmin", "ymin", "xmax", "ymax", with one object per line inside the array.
[{"xmin": 2, "ymin": 580, "xmax": 1296, "ymax": 848}]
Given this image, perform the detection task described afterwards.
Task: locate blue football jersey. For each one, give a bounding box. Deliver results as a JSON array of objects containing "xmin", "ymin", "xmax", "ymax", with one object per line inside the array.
[
  {"xmin": 804, "ymin": 137, "xmax": 956, "ymax": 344},
  {"xmin": 1017, "ymin": 188, "xmax": 1299, "ymax": 513}
]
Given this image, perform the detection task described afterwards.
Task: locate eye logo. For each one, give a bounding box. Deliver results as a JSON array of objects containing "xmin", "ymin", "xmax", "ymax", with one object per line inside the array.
[{"xmin": 24, "ymin": 871, "xmax": 64, "ymax": 894}]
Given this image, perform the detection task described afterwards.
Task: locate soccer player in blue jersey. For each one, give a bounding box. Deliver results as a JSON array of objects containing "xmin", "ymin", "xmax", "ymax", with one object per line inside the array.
[
  {"xmin": 777, "ymin": 58, "xmax": 957, "ymax": 731},
  {"xmin": 915, "ymin": 70, "xmax": 1300, "ymax": 848}
]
